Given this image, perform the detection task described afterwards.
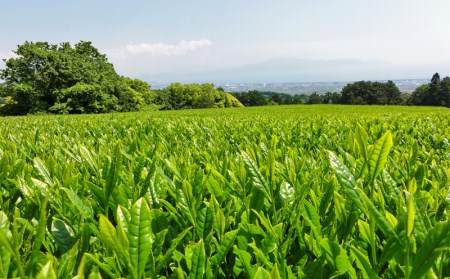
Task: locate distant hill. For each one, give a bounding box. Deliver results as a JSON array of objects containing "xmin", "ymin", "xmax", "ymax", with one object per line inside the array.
[{"xmin": 139, "ymin": 58, "xmax": 449, "ymax": 85}]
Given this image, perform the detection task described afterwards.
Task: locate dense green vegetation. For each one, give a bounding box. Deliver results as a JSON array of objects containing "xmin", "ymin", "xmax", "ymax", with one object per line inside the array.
[
  {"xmin": 0, "ymin": 41, "xmax": 155, "ymax": 115},
  {"xmin": 0, "ymin": 42, "xmax": 242, "ymax": 116},
  {"xmin": 154, "ymin": 83, "xmax": 243, "ymax": 110},
  {"xmin": 287, "ymin": 75, "xmax": 450, "ymax": 107},
  {"xmin": 232, "ymin": 91, "xmax": 307, "ymax": 106},
  {"xmin": 1, "ymin": 41, "xmax": 449, "ymax": 116},
  {"xmin": 0, "ymin": 105, "xmax": 449, "ymax": 278},
  {"xmin": 409, "ymin": 73, "xmax": 450, "ymax": 107}
]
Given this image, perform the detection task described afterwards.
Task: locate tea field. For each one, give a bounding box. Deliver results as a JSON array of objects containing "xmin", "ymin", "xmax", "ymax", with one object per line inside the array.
[{"xmin": 0, "ymin": 105, "xmax": 449, "ymax": 278}]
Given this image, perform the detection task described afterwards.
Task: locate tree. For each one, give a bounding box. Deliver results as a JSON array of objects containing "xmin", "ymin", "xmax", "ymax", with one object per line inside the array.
[
  {"xmin": 340, "ymin": 81, "xmax": 402, "ymax": 105},
  {"xmin": 155, "ymin": 83, "xmax": 243, "ymax": 110},
  {"xmin": 0, "ymin": 41, "xmax": 153, "ymax": 115},
  {"xmin": 410, "ymin": 73, "xmax": 450, "ymax": 107},
  {"xmin": 232, "ymin": 90, "xmax": 268, "ymax": 106},
  {"xmin": 322, "ymin": 92, "xmax": 342, "ymax": 104},
  {"xmin": 307, "ymin": 92, "xmax": 323, "ymax": 104},
  {"xmin": 269, "ymin": 93, "xmax": 282, "ymax": 105}
]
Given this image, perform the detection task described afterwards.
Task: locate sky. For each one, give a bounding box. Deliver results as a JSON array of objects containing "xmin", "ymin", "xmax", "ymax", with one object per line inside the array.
[{"xmin": 1, "ymin": 0, "xmax": 450, "ymax": 82}]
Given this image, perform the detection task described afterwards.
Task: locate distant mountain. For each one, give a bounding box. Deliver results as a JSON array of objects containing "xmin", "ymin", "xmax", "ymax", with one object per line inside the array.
[{"xmin": 139, "ymin": 58, "xmax": 449, "ymax": 85}]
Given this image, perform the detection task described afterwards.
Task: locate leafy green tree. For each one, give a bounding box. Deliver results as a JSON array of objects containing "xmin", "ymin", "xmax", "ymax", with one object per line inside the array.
[
  {"xmin": 156, "ymin": 83, "xmax": 243, "ymax": 110},
  {"xmin": 340, "ymin": 81, "xmax": 401, "ymax": 105},
  {"xmin": 410, "ymin": 73, "xmax": 450, "ymax": 107},
  {"xmin": 232, "ymin": 90, "xmax": 268, "ymax": 106},
  {"xmin": 269, "ymin": 93, "xmax": 282, "ymax": 105},
  {"xmin": 307, "ymin": 92, "xmax": 323, "ymax": 104},
  {"xmin": 0, "ymin": 41, "xmax": 153, "ymax": 115},
  {"xmin": 322, "ymin": 92, "xmax": 342, "ymax": 104}
]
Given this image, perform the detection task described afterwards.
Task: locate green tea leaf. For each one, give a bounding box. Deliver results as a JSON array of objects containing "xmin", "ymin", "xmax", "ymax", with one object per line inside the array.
[
  {"xmin": 234, "ymin": 246, "xmax": 256, "ymax": 278},
  {"xmin": 328, "ymin": 151, "xmax": 367, "ymax": 213},
  {"xmin": 51, "ymin": 218, "xmax": 76, "ymax": 255},
  {"xmin": 253, "ymin": 266, "xmax": 271, "ymax": 279},
  {"xmin": 355, "ymin": 123, "xmax": 369, "ymax": 162},
  {"xmin": 187, "ymin": 240, "xmax": 206, "ymax": 279},
  {"xmin": 128, "ymin": 197, "xmax": 152, "ymax": 279},
  {"xmin": 368, "ymin": 131, "xmax": 393, "ymax": 181},
  {"xmin": 36, "ymin": 261, "xmax": 57, "ymax": 279},
  {"xmin": 242, "ymin": 151, "xmax": 272, "ymax": 201},
  {"xmin": 350, "ymin": 246, "xmax": 379, "ymax": 279},
  {"xmin": 411, "ymin": 220, "xmax": 450, "ymax": 279},
  {"xmin": 211, "ymin": 229, "xmax": 239, "ymax": 269}
]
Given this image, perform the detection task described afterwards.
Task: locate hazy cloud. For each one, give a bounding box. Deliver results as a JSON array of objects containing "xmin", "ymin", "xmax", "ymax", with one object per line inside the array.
[{"xmin": 107, "ymin": 40, "xmax": 212, "ymax": 57}]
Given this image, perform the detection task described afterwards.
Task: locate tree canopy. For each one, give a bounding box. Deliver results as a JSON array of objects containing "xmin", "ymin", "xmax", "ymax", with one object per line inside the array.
[
  {"xmin": 340, "ymin": 80, "xmax": 402, "ymax": 105},
  {"xmin": 0, "ymin": 41, "xmax": 154, "ymax": 115},
  {"xmin": 409, "ymin": 73, "xmax": 450, "ymax": 107},
  {"xmin": 155, "ymin": 83, "xmax": 243, "ymax": 110}
]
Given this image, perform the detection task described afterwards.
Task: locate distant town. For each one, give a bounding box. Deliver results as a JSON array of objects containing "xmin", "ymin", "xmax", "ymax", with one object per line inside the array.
[{"xmin": 151, "ymin": 79, "xmax": 429, "ymax": 95}]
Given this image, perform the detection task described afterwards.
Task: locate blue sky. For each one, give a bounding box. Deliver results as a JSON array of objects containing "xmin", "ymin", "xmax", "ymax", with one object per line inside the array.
[{"xmin": 1, "ymin": 1, "xmax": 450, "ymax": 82}]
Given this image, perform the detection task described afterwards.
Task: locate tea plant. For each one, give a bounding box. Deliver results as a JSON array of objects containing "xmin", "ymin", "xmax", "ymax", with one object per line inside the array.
[{"xmin": 0, "ymin": 105, "xmax": 449, "ymax": 278}]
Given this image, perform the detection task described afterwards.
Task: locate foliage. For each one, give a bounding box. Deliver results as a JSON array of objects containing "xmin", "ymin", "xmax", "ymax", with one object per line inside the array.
[
  {"xmin": 410, "ymin": 73, "xmax": 450, "ymax": 107},
  {"xmin": 0, "ymin": 105, "xmax": 449, "ymax": 278},
  {"xmin": 0, "ymin": 41, "xmax": 154, "ymax": 115},
  {"xmin": 340, "ymin": 80, "xmax": 402, "ymax": 105},
  {"xmin": 232, "ymin": 90, "xmax": 307, "ymax": 106},
  {"xmin": 155, "ymin": 83, "xmax": 243, "ymax": 110}
]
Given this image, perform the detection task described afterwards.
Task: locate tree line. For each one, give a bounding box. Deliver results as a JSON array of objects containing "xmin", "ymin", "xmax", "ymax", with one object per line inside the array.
[
  {"xmin": 1, "ymin": 41, "xmax": 449, "ymax": 115},
  {"xmin": 231, "ymin": 91, "xmax": 308, "ymax": 106},
  {"xmin": 301, "ymin": 76, "xmax": 449, "ymax": 107},
  {"xmin": 0, "ymin": 41, "xmax": 243, "ymax": 116}
]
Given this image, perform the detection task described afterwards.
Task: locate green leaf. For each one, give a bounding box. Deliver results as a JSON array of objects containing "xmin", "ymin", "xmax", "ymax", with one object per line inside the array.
[
  {"xmin": 328, "ymin": 151, "xmax": 367, "ymax": 213},
  {"xmin": 358, "ymin": 220, "xmax": 370, "ymax": 244},
  {"xmin": 279, "ymin": 181, "xmax": 294, "ymax": 205},
  {"xmin": 0, "ymin": 211, "xmax": 10, "ymax": 230},
  {"xmin": 0, "ymin": 229, "xmax": 13, "ymax": 255},
  {"xmin": 98, "ymin": 215, "xmax": 128, "ymax": 268},
  {"xmin": 79, "ymin": 144, "xmax": 99, "ymax": 175},
  {"xmin": 104, "ymin": 143, "xmax": 123, "ymax": 211},
  {"xmin": 51, "ymin": 218, "xmax": 76, "ymax": 255},
  {"xmin": 32, "ymin": 198, "xmax": 48, "ymax": 254},
  {"xmin": 360, "ymin": 190, "xmax": 399, "ymax": 240},
  {"xmin": 0, "ymin": 245, "xmax": 11, "ymax": 278},
  {"xmin": 253, "ymin": 267, "xmax": 271, "ymax": 279},
  {"xmin": 242, "ymin": 151, "xmax": 272, "ymax": 201},
  {"xmin": 84, "ymin": 253, "xmax": 118, "ymax": 279},
  {"xmin": 33, "ymin": 157, "xmax": 54, "ymax": 187},
  {"xmin": 406, "ymin": 193, "xmax": 415, "ymax": 238},
  {"xmin": 211, "ymin": 229, "xmax": 239, "ymax": 269},
  {"xmin": 350, "ymin": 246, "xmax": 379, "ymax": 279},
  {"xmin": 116, "ymin": 206, "xmax": 130, "ymax": 260},
  {"xmin": 248, "ymin": 241, "xmax": 273, "ymax": 270},
  {"xmin": 128, "ymin": 197, "xmax": 152, "ymax": 279},
  {"xmin": 36, "ymin": 261, "xmax": 57, "ymax": 279},
  {"xmin": 187, "ymin": 240, "xmax": 206, "ymax": 279},
  {"xmin": 302, "ymin": 201, "xmax": 322, "ymax": 241},
  {"xmin": 320, "ymin": 238, "xmax": 349, "ymax": 274},
  {"xmin": 197, "ymin": 205, "xmax": 213, "ymax": 240},
  {"xmin": 234, "ymin": 246, "xmax": 256, "ymax": 278},
  {"xmin": 368, "ymin": 131, "xmax": 393, "ymax": 181},
  {"xmin": 270, "ymin": 264, "xmax": 282, "ymax": 279},
  {"xmin": 63, "ymin": 188, "xmax": 93, "ymax": 220},
  {"xmin": 411, "ymin": 220, "xmax": 450, "ymax": 279},
  {"xmin": 355, "ymin": 123, "xmax": 369, "ymax": 161},
  {"xmin": 156, "ymin": 227, "xmax": 192, "ymax": 274}
]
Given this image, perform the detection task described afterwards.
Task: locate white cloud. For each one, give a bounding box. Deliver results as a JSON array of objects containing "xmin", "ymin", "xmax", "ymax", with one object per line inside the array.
[
  {"xmin": 106, "ymin": 40, "xmax": 212, "ymax": 58},
  {"xmin": 0, "ymin": 51, "xmax": 18, "ymax": 60}
]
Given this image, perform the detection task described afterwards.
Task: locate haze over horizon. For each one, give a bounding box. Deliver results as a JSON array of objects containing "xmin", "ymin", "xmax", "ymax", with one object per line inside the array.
[{"xmin": 1, "ymin": 1, "xmax": 450, "ymax": 83}]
